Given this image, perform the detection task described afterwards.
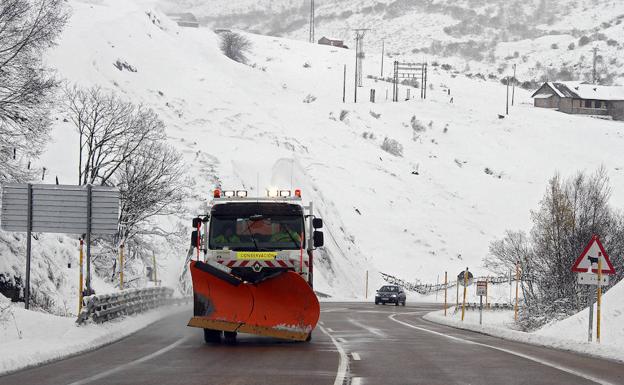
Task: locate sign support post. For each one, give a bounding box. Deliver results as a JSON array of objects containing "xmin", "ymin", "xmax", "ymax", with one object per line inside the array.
[
  {"xmin": 25, "ymin": 183, "xmax": 33, "ymax": 309},
  {"xmin": 597, "ymin": 258, "xmax": 602, "ymax": 343},
  {"xmin": 78, "ymin": 238, "xmax": 84, "ymax": 313},
  {"xmin": 85, "ymin": 184, "xmax": 92, "ymax": 295},
  {"xmin": 119, "ymin": 243, "xmax": 124, "ymax": 290}
]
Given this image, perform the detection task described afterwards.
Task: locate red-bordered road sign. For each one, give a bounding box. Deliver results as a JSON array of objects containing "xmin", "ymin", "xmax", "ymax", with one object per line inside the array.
[{"xmin": 571, "ymin": 235, "xmax": 616, "ymax": 275}]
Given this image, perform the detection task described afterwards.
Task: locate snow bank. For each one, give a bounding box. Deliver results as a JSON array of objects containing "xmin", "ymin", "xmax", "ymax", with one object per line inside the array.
[
  {"xmin": 425, "ymin": 281, "xmax": 624, "ymax": 362},
  {"xmin": 0, "ymin": 295, "xmax": 188, "ymax": 375}
]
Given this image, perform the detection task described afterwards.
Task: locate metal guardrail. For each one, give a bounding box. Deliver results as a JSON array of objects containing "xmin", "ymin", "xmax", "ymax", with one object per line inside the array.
[{"xmin": 76, "ymin": 287, "xmax": 176, "ymax": 325}]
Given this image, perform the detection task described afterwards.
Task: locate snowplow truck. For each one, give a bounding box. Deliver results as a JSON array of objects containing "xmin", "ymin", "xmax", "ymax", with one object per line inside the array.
[{"xmin": 187, "ymin": 188, "xmax": 324, "ymax": 343}]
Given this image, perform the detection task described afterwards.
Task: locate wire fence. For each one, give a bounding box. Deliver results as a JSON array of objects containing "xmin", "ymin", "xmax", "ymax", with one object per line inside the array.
[{"xmin": 76, "ymin": 287, "xmax": 181, "ymax": 325}]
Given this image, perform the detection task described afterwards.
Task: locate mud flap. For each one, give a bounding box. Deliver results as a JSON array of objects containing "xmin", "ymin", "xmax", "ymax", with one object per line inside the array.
[{"xmin": 188, "ymin": 261, "xmax": 320, "ymax": 341}]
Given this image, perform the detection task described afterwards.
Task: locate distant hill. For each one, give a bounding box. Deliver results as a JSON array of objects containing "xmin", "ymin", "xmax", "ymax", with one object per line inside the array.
[{"xmin": 159, "ymin": 0, "xmax": 624, "ymax": 85}]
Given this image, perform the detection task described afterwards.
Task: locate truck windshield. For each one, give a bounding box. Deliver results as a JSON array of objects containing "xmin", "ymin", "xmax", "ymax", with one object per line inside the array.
[{"xmin": 210, "ymin": 215, "xmax": 305, "ymax": 251}]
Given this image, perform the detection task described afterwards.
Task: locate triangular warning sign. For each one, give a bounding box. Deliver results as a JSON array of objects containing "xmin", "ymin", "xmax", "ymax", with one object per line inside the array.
[{"xmin": 571, "ymin": 235, "xmax": 616, "ymax": 275}]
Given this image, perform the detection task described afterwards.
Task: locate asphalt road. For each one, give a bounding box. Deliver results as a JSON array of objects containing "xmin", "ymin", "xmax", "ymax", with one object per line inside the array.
[{"xmin": 1, "ymin": 303, "xmax": 623, "ymax": 385}]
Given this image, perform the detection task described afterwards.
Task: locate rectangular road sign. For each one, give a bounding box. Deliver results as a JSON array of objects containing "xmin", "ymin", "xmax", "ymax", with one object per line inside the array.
[
  {"xmin": 1, "ymin": 184, "xmax": 119, "ymax": 234},
  {"xmin": 476, "ymin": 280, "xmax": 487, "ymax": 296},
  {"xmin": 577, "ymin": 273, "xmax": 609, "ymax": 286}
]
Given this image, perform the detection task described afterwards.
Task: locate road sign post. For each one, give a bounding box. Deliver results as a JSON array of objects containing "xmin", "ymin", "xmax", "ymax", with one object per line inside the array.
[
  {"xmin": 572, "ymin": 235, "xmax": 615, "ymax": 343},
  {"xmin": 476, "ymin": 280, "xmax": 487, "ymax": 325},
  {"xmin": 1, "ymin": 184, "xmax": 119, "ymax": 309},
  {"xmin": 514, "ymin": 261, "xmax": 520, "ymax": 322}
]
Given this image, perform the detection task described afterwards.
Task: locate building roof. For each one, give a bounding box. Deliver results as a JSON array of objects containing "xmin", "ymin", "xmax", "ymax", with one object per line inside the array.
[
  {"xmin": 319, "ymin": 36, "xmax": 343, "ymax": 42},
  {"xmin": 532, "ymin": 82, "xmax": 624, "ymax": 101}
]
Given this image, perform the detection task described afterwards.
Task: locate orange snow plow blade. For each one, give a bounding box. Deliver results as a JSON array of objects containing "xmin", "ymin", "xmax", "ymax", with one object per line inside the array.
[{"xmin": 187, "ymin": 260, "xmax": 320, "ymax": 341}]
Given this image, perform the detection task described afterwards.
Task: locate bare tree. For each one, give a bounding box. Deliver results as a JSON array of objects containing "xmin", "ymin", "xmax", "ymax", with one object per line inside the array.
[
  {"xmin": 220, "ymin": 32, "xmax": 252, "ymax": 64},
  {"xmin": 64, "ymin": 85, "xmax": 166, "ymax": 186},
  {"xmin": 115, "ymin": 142, "xmax": 187, "ymax": 240},
  {"xmin": 0, "ymin": 0, "xmax": 68, "ymax": 183},
  {"xmin": 487, "ymin": 167, "xmax": 624, "ymax": 330}
]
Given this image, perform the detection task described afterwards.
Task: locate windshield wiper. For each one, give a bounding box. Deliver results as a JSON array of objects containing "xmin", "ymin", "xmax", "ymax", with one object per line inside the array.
[
  {"xmin": 245, "ymin": 219, "xmax": 260, "ymax": 251},
  {"xmin": 283, "ymin": 224, "xmax": 303, "ymax": 250}
]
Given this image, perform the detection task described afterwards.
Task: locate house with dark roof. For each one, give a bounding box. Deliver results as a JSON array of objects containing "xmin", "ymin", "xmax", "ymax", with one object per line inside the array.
[
  {"xmin": 318, "ymin": 36, "xmax": 347, "ymax": 49},
  {"xmin": 532, "ymin": 82, "xmax": 624, "ymax": 119}
]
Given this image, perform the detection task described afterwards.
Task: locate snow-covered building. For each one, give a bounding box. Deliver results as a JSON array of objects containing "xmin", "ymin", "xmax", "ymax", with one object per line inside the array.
[
  {"xmin": 318, "ymin": 36, "xmax": 347, "ymax": 49},
  {"xmin": 532, "ymin": 82, "xmax": 624, "ymax": 119}
]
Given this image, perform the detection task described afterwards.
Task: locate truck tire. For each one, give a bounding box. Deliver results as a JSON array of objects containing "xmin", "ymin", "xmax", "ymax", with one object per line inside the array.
[
  {"xmin": 395, "ymin": 300, "xmax": 399, "ymax": 306},
  {"xmin": 224, "ymin": 331, "xmax": 237, "ymax": 344},
  {"xmin": 402, "ymin": 301, "xmax": 406, "ymax": 306},
  {"xmin": 204, "ymin": 329, "xmax": 222, "ymax": 343},
  {"xmin": 305, "ymin": 332, "xmax": 312, "ymax": 342}
]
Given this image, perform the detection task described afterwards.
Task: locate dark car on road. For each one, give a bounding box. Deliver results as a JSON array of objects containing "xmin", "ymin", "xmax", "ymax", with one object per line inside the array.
[{"xmin": 374, "ymin": 285, "xmax": 406, "ymax": 306}]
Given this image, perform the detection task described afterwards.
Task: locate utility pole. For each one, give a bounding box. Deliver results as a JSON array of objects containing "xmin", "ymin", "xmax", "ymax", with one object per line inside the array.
[
  {"xmin": 506, "ymin": 76, "xmax": 510, "ymax": 115},
  {"xmin": 353, "ymin": 28, "xmax": 369, "ymax": 92},
  {"xmin": 380, "ymin": 39, "xmax": 385, "ymax": 77},
  {"xmin": 511, "ymin": 63, "xmax": 517, "ymax": 106},
  {"xmin": 309, "ymin": 0, "xmax": 315, "ymax": 43},
  {"xmin": 343, "ymin": 64, "xmax": 346, "ymax": 103},
  {"xmin": 592, "ymin": 47, "xmax": 599, "ymax": 84}
]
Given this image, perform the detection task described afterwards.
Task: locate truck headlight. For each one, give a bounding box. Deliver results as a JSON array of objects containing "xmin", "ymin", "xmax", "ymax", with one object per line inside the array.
[{"xmin": 391, "ymin": 294, "xmax": 397, "ymax": 297}]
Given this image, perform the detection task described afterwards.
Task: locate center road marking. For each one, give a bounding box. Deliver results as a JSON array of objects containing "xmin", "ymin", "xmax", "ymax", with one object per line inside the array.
[
  {"xmin": 66, "ymin": 336, "xmax": 190, "ymax": 385},
  {"xmin": 319, "ymin": 325, "xmax": 349, "ymax": 385},
  {"xmin": 388, "ymin": 313, "xmax": 616, "ymax": 385},
  {"xmin": 351, "ymin": 352, "xmax": 361, "ymax": 361}
]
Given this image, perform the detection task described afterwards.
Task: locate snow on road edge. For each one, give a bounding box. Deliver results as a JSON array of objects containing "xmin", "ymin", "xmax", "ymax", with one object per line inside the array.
[
  {"xmin": 424, "ymin": 308, "xmax": 624, "ymax": 363},
  {"xmin": 0, "ymin": 304, "xmax": 189, "ymax": 376}
]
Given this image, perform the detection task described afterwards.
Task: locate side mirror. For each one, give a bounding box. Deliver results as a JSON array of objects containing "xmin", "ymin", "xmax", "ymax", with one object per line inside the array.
[
  {"xmin": 191, "ymin": 230, "xmax": 200, "ymax": 247},
  {"xmin": 313, "ymin": 231, "xmax": 324, "ymax": 247},
  {"xmin": 313, "ymin": 218, "xmax": 323, "ymax": 229},
  {"xmin": 192, "ymin": 217, "xmax": 202, "ymax": 228}
]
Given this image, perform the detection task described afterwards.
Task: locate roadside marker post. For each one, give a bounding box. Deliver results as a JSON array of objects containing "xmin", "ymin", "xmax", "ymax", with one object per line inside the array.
[
  {"xmin": 365, "ymin": 270, "xmax": 369, "ymax": 299},
  {"xmin": 514, "ymin": 261, "xmax": 520, "ymax": 322},
  {"xmin": 119, "ymin": 243, "xmax": 125, "ymax": 290},
  {"xmin": 572, "ymin": 235, "xmax": 615, "ymax": 343},
  {"xmin": 456, "ymin": 277, "xmax": 459, "ymax": 307},
  {"xmin": 444, "ymin": 271, "xmax": 448, "ymax": 317},
  {"xmin": 461, "ymin": 267, "xmax": 469, "ymax": 322},
  {"xmin": 476, "ymin": 280, "xmax": 487, "ymax": 325}
]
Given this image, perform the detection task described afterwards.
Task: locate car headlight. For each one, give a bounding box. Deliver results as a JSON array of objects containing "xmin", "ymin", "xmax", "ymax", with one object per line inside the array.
[{"xmin": 391, "ymin": 294, "xmax": 397, "ymax": 297}]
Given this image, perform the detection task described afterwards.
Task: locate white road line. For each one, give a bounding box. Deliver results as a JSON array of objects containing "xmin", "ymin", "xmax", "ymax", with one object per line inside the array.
[
  {"xmin": 319, "ymin": 325, "xmax": 349, "ymax": 385},
  {"xmin": 327, "ymin": 327, "xmax": 334, "ymax": 332},
  {"xmin": 319, "ymin": 321, "xmax": 325, "ymax": 326},
  {"xmin": 388, "ymin": 313, "xmax": 617, "ymax": 385},
  {"xmin": 337, "ymin": 337, "xmax": 347, "ymax": 343},
  {"xmin": 348, "ymin": 318, "xmax": 387, "ymax": 338},
  {"xmin": 351, "ymin": 352, "xmax": 361, "ymax": 361},
  {"xmin": 352, "ymin": 377, "xmax": 363, "ymax": 385},
  {"xmin": 66, "ymin": 336, "xmax": 189, "ymax": 385}
]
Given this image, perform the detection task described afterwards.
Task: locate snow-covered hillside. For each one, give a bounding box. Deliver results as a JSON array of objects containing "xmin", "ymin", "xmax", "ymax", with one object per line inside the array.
[
  {"xmin": 2, "ymin": 0, "xmax": 624, "ymax": 308},
  {"xmin": 161, "ymin": 0, "xmax": 624, "ymax": 85}
]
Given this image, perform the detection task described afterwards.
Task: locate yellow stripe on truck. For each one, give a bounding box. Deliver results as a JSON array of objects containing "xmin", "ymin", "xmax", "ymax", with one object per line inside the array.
[{"xmin": 236, "ymin": 251, "xmax": 277, "ymax": 260}]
